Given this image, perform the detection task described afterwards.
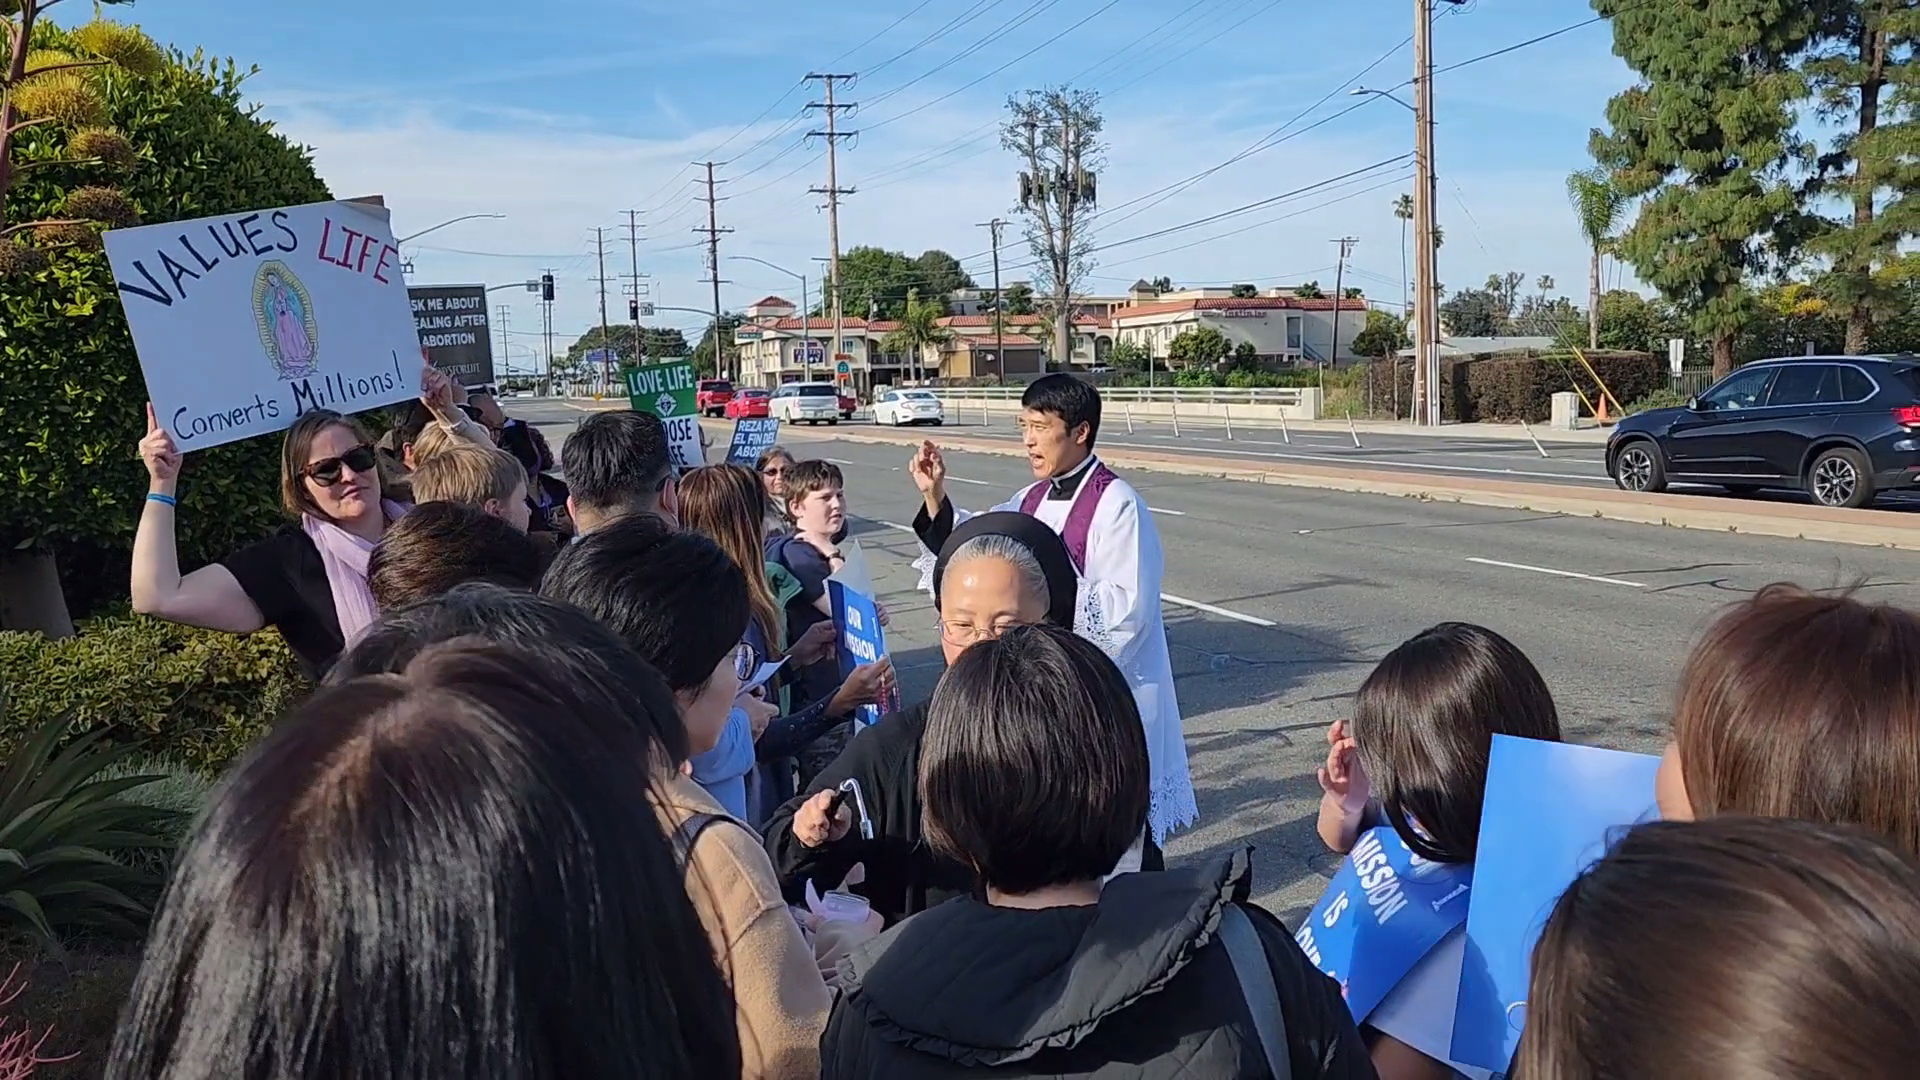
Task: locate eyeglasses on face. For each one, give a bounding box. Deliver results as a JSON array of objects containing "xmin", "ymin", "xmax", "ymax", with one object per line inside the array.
[
  {"xmin": 761, "ymin": 466, "xmax": 786, "ymax": 477},
  {"xmin": 937, "ymin": 619, "xmax": 1027, "ymax": 646},
  {"xmin": 301, "ymin": 444, "xmax": 378, "ymax": 486}
]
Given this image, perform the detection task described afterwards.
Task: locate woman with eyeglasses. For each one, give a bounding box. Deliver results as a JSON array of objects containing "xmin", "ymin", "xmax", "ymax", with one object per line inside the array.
[
  {"xmin": 756, "ymin": 446, "xmax": 796, "ymax": 538},
  {"xmin": 541, "ymin": 513, "xmax": 836, "ymax": 1080},
  {"xmin": 132, "ymin": 366, "xmax": 484, "ymax": 679},
  {"xmin": 765, "ymin": 512, "xmax": 1079, "ymax": 926}
]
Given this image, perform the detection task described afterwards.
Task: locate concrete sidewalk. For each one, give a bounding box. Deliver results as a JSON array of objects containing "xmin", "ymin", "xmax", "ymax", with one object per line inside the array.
[{"xmin": 751, "ymin": 419, "xmax": 1919, "ymax": 553}]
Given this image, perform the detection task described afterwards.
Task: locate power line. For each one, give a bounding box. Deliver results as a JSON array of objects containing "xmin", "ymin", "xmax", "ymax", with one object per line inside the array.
[
  {"xmin": 863, "ymin": 0, "xmax": 1066, "ymax": 112},
  {"xmin": 827, "ymin": 0, "xmax": 940, "ymax": 67},
  {"xmin": 862, "ymin": 0, "xmax": 1003, "ymax": 81}
]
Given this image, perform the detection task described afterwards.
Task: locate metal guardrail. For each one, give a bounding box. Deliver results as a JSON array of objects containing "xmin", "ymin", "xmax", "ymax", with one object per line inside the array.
[{"xmin": 925, "ymin": 386, "xmax": 1310, "ymax": 405}]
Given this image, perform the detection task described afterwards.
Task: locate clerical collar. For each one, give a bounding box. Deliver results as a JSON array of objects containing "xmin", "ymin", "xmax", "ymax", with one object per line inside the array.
[{"xmin": 1045, "ymin": 455, "xmax": 1098, "ymax": 501}]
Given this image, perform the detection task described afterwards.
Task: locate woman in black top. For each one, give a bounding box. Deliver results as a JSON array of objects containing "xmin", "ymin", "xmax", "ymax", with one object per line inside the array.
[
  {"xmin": 765, "ymin": 511, "xmax": 1079, "ymax": 924},
  {"xmin": 131, "ymin": 366, "xmax": 484, "ymax": 679},
  {"xmin": 821, "ymin": 626, "xmax": 1373, "ymax": 1080}
]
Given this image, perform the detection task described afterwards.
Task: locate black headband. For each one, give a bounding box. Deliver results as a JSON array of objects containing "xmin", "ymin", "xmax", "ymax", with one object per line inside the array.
[{"xmin": 932, "ymin": 511, "xmax": 1078, "ymax": 628}]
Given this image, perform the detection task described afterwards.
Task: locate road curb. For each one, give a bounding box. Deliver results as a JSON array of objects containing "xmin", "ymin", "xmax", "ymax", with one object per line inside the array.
[{"xmin": 747, "ymin": 420, "xmax": 1920, "ymax": 553}]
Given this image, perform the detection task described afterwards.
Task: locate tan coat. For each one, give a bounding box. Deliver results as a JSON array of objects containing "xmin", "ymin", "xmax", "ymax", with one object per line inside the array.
[{"xmin": 651, "ymin": 772, "xmax": 830, "ymax": 1080}]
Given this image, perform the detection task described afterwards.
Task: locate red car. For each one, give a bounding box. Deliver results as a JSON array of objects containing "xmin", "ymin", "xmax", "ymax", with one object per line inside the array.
[
  {"xmin": 697, "ymin": 379, "xmax": 735, "ymax": 417},
  {"xmin": 725, "ymin": 388, "xmax": 771, "ymax": 419}
]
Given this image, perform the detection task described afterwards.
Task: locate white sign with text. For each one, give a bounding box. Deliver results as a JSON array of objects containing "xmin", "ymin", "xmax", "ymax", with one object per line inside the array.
[{"xmin": 105, "ymin": 199, "xmax": 421, "ymax": 450}]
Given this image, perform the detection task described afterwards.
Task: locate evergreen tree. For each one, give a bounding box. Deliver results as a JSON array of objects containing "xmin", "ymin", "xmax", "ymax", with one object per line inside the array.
[{"xmin": 1591, "ymin": 0, "xmax": 1822, "ymax": 376}]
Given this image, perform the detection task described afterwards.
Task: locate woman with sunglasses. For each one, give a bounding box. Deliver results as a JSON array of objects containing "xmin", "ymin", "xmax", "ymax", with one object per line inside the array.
[
  {"xmin": 756, "ymin": 446, "xmax": 796, "ymax": 538},
  {"xmin": 132, "ymin": 366, "xmax": 485, "ymax": 679}
]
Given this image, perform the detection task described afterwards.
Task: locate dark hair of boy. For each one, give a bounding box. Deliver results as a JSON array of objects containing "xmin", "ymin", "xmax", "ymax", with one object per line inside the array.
[
  {"xmin": 540, "ymin": 513, "xmax": 749, "ymax": 695},
  {"xmin": 1353, "ymin": 621, "xmax": 1561, "ymax": 865},
  {"xmin": 781, "ymin": 459, "xmax": 844, "ymax": 515},
  {"xmin": 107, "ymin": 644, "xmax": 738, "ymax": 1080},
  {"xmin": 330, "ymin": 582, "xmax": 692, "ymax": 767},
  {"xmin": 368, "ymin": 502, "xmax": 546, "ymax": 610},
  {"xmin": 1518, "ymin": 816, "xmax": 1920, "ymax": 1080},
  {"xmin": 920, "ymin": 624, "xmax": 1148, "ymax": 894},
  {"xmin": 1020, "ymin": 373, "xmax": 1102, "ymax": 448},
  {"xmin": 562, "ymin": 410, "xmax": 674, "ymax": 518}
]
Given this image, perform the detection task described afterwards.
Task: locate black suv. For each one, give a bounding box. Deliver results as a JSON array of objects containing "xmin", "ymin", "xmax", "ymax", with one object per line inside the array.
[{"xmin": 1607, "ymin": 355, "xmax": 1920, "ymax": 509}]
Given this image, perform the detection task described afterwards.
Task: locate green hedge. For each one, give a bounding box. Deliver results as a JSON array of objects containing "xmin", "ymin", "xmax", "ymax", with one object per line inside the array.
[
  {"xmin": 0, "ymin": 615, "xmax": 305, "ymax": 775},
  {"xmin": 1359, "ymin": 351, "xmax": 1662, "ymax": 423}
]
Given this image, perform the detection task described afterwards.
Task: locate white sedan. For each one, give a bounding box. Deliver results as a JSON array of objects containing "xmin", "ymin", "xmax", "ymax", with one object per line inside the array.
[{"xmin": 872, "ymin": 388, "xmax": 946, "ymax": 427}]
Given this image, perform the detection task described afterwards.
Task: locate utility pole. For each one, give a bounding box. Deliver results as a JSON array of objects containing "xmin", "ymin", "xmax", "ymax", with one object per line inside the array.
[
  {"xmin": 495, "ymin": 303, "xmax": 512, "ymax": 383},
  {"xmin": 694, "ymin": 162, "xmax": 734, "ymax": 377},
  {"xmin": 806, "ymin": 73, "xmax": 856, "ymax": 392},
  {"xmin": 978, "ymin": 217, "xmax": 1008, "ymax": 381},
  {"xmin": 1328, "ymin": 237, "xmax": 1356, "ymax": 373},
  {"xmin": 593, "ymin": 227, "xmax": 614, "ymax": 392},
  {"xmin": 1413, "ymin": 1, "xmax": 1461, "ymax": 425},
  {"xmin": 622, "ymin": 209, "xmax": 651, "ymax": 364}
]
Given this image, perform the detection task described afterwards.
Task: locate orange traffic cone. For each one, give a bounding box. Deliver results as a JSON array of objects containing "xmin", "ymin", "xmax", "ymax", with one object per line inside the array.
[{"xmin": 1597, "ymin": 394, "xmax": 1611, "ymax": 424}]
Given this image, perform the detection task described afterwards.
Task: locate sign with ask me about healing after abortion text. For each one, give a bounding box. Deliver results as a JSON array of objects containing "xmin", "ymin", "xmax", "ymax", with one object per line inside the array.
[{"xmin": 105, "ymin": 199, "xmax": 421, "ymax": 451}]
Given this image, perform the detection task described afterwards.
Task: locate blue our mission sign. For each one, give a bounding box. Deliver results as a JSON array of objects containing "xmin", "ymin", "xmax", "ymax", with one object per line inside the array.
[
  {"xmin": 827, "ymin": 580, "xmax": 895, "ymax": 727},
  {"xmin": 1295, "ymin": 825, "xmax": 1474, "ymax": 1022}
]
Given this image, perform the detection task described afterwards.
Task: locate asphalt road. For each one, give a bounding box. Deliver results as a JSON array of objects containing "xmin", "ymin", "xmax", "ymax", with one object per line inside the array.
[
  {"xmin": 887, "ymin": 410, "xmax": 1920, "ymax": 511},
  {"xmin": 515, "ymin": 398, "xmax": 1920, "ymax": 917}
]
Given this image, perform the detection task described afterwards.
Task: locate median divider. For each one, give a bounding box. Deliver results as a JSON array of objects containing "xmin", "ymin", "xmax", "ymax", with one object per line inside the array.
[{"xmin": 740, "ymin": 419, "xmax": 1920, "ymax": 553}]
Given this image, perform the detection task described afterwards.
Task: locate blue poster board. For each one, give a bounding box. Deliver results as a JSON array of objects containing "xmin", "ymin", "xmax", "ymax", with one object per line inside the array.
[
  {"xmin": 1295, "ymin": 826, "xmax": 1474, "ymax": 1021},
  {"xmin": 726, "ymin": 417, "xmax": 780, "ymax": 467},
  {"xmin": 1450, "ymin": 736, "xmax": 1661, "ymax": 1072},
  {"xmin": 827, "ymin": 580, "xmax": 897, "ymax": 727}
]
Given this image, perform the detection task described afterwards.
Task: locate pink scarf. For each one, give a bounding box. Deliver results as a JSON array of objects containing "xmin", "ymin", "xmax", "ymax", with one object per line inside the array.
[{"xmin": 302, "ymin": 500, "xmax": 409, "ymax": 646}]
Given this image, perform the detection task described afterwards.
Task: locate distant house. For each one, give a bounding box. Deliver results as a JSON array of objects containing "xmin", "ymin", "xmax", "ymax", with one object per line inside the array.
[{"xmin": 1109, "ymin": 287, "xmax": 1370, "ymax": 369}]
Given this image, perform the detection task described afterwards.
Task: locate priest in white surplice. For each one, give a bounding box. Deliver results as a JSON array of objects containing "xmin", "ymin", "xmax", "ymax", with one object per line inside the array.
[{"xmin": 909, "ymin": 375, "xmax": 1197, "ymax": 864}]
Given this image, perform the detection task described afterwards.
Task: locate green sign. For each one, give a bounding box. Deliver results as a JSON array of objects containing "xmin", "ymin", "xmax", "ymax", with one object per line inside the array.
[{"xmin": 623, "ymin": 359, "xmax": 703, "ymax": 469}]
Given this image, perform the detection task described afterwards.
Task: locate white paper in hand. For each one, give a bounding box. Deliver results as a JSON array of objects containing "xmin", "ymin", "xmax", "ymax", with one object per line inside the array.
[{"xmin": 827, "ymin": 537, "xmax": 874, "ymax": 595}]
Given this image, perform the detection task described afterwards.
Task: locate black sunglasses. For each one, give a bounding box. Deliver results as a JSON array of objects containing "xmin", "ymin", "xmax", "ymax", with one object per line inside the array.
[{"xmin": 302, "ymin": 444, "xmax": 378, "ymax": 486}]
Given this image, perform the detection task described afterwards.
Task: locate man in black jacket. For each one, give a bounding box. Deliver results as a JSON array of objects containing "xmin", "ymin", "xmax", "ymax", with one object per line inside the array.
[{"xmin": 765, "ymin": 512, "xmax": 1081, "ymax": 924}]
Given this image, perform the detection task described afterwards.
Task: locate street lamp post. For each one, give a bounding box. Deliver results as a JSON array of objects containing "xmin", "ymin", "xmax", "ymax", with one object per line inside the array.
[
  {"xmin": 396, "ymin": 213, "xmax": 507, "ymax": 245},
  {"xmin": 731, "ymin": 255, "xmax": 812, "ymax": 385}
]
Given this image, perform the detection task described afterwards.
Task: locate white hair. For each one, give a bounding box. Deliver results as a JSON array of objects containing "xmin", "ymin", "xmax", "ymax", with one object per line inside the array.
[{"xmin": 945, "ymin": 534, "xmax": 1051, "ymax": 610}]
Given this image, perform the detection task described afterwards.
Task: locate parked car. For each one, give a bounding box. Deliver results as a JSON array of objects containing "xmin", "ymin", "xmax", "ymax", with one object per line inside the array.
[
  {"xmin": 873, "ymin": 387, "xmax": 946, "ymax": 427},
  {"xmin": 1607, "ymin": 354, "xmax": 1920, "ymax": 509},
  {"xmin": 696, "ymin": 379, "xmax": 735, "ymax": 417},
  {"xmin": 838, "ymin": 387, "xmax": 857, "ymax": 419},
  {"xmin": 725, "ymin": 388, "xmax": 771, "ymax": 420},
  {"xmin": 770, "ymin": 381, "xmax": 842, "ymax": 425}
]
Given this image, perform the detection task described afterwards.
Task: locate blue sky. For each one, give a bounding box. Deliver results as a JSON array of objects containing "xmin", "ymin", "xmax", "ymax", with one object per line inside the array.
[{"xmin": 115, "ymin": 0, "xmax": 1634, "ymax": 364}]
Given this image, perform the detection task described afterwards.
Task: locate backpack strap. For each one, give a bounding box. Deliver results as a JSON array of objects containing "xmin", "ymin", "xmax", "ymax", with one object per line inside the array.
[
  {"xmin": 1219, "ymin": 904, "xmax": 1292, "ymax": 1080},
  {"xmin": 671, "ymin": 812, "xmax": 728, "ymax": 872}
]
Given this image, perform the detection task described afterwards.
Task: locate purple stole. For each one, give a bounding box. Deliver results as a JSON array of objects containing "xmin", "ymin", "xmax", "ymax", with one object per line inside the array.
[{"xmin": 1019, "ymin": 463, "xmax": 1117, "ymax": 574}]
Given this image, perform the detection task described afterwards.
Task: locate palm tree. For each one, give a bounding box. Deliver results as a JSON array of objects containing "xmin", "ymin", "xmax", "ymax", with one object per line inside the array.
[
  {"xmin": 1393, "ymin": 195, "xmax": 1413, "ymax": 317},
  {"xmin": 881, "ymin": 289, "xmax": 952, "ymax": 383},
  {"xmin": 1567, "ymin": 167, "xmax": 1627, "ymax": 350}
]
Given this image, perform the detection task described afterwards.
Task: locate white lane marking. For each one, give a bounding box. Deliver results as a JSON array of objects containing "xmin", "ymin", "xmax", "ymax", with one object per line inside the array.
[
  {"xmin": 1093, "ymin": 438, "xmax": 1612, "ymax": 483},
  {"xmin": 1149, "ymin": 507, "xmax": 1187, "ymax": 516},
  {"xmin": 948, "ymin": 476, "xmax": 993, "ymax": 486},
  {"xmin": 1464, "ymin": 557, "xmax": 1649, "ymax": 589},
  {"xmin": 824, "ymin": 457, "xmax": 856, "ymax": 465},
  {"xmin": 1161, "ymin": 593, "xmax": 1277, "ymax": 627},
  {"xmin": 877, "ymin": 521, "xmax": 918, "ymax": 534}
]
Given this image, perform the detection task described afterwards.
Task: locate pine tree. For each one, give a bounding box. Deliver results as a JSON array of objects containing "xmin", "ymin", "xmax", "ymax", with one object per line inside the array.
[
  {"xmin": 1801, "ymin": 1, "xmax": 1920, "ymax": 353},
  {"xmin": 1591, "ymin": 0, "xmax": 1822, "ymax": 376}
]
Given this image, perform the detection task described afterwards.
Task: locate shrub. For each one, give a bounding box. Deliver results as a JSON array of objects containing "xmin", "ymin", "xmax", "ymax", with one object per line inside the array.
[
  {"xmin": 0, "ymin": 23, "xmax": 332, "ymax": 618},
  {"xmin": 0, "ymin": 614, "xmax": 304, "ymax": 775},
  {"xmin": 0, "ymin": 714, "xmax": 186, "ymax": 946},
  {"xmin": 1462, "ymin": 351, "xmax": 1663, "ymax": 422},
  {"xmin": 1626, "ymin": 386, "xmax": 1692, "ymax": 414}
]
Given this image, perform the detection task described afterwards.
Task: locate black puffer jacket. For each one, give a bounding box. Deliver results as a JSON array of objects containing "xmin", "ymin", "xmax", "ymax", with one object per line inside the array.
[{"xmin": 821, "ymin": 851, "xmax": 1376, "ymax": 1079}]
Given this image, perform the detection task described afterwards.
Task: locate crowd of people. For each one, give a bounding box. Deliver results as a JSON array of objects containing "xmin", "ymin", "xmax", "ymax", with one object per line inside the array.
[{"xmin": 111, "ymin": 369, "xmax": 1920, "ymax": 1079}]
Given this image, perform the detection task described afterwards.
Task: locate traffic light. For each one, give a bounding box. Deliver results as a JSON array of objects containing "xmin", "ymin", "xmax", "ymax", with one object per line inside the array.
[
  {"xmin": 628, "ymin": 299, "xmax": 639, "ymax": 320},
  {"xmin": 540, "ymin": 273, "xmax": 555, "ymax": 302}
]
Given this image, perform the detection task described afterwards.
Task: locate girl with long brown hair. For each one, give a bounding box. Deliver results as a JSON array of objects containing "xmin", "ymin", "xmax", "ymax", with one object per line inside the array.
[{"xmin": 679, "ymin": 464, "xmax": 888, "ymax": 825}]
